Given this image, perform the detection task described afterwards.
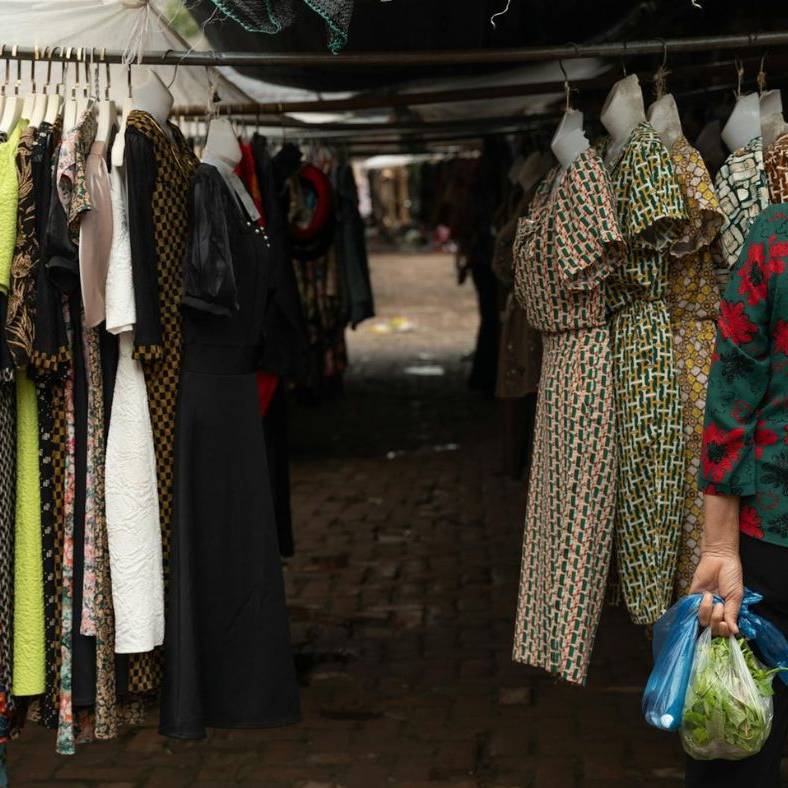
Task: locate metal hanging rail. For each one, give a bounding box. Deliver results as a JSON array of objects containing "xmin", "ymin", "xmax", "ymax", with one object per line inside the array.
[
  {"xmin": 170, "ymin": 53, "xmax": 788, "ymax": 117},
  {"xmin": 2, "ymin": 31, "xmax": 788, "ymax": 68}
]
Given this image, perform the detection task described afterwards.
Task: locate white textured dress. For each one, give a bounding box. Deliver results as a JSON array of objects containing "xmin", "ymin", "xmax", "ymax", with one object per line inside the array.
[{"xmin": 104, "ymin": 164, "xmax": 164, "ymax": 653}]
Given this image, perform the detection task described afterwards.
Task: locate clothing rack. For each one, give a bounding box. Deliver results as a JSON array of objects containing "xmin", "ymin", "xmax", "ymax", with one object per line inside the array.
[
  {"xmin": 2, "ymin": 31, "xmax": 788, "ymax": 68},
  {"xmin": 171, "ymin": 54, "xmax": 788, "ymax": 118}
]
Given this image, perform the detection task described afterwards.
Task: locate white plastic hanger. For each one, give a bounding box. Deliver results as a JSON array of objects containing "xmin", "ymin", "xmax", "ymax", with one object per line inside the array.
[
  {"xmin": 0, "ymin": 46, "xmax": 23, "ymax": 136},
  {"xmin": 43, "ymin": 48, "xmax": 64, "ymax": 127},
  {"xmin": 94, "ymin": 49, "xmax": 115, "ymax": 145},
  {"xmin": 28, "ymin": 47, "xmax": 49, "ymax": 128},
  {"xmin": 62, "ymin": 48, "xmax": 80, "ymax": 132},
  {"xmin": 0, "ymin": 46, "xmax": 8, "ymax": 122}
]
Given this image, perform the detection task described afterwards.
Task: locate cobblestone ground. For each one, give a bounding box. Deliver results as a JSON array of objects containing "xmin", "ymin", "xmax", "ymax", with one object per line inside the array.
[{"xmin": 9, "ymin": 251, "xmax": 704, "ymax": 786}]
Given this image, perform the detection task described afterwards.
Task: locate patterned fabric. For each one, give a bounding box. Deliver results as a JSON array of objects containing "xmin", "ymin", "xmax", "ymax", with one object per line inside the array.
[
  {"xmin": 764, "ymin": 132, "xmax": 788, "ymax": 203},
  {"xmin": 700, "ymin": 205, "xmax": 788, "ymax": 547},
  {"xmin": 56, "ymin": 331, "xmax": 76, "ymax": 754},
  {"xmin": 56, "ymin": 111, "xmax": 96, "ymax": 238},
  {"xmin": 83, "ymin": 323, "xmax": 117, "ymax": 741},
  {"xmin": 714, "ymin": 137, "xmax": 769, "ymax": 288},
  {"xmin": 511, "ymin": 148, "xmax": 622, "ymax": 685},
  {"xmin": 666, "ymin": 137, "xmax": 725, "ymax": 598},
  {"xmin": 0, "ymin": 368, "xmax": 13, "ymax": 740},
  {"xmin": 38, "ymin": 379, "xmax": 65, "ymax": 731},
  {"xmin": 6, "ymin": 127, "xmax": 37, "ymax": 367},
  {"xmin": 603, "ymin": 121, "xmax": 687, "ymax": 626},
  {"xmin": 126, "ymin": 111, "xmax": 198, "ymax": 693}
]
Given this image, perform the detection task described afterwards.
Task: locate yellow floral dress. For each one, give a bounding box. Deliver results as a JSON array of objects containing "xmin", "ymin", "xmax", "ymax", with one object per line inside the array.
[{"xmin": 666, "ymin": 137, "xmax": 724, "ymax": 598}]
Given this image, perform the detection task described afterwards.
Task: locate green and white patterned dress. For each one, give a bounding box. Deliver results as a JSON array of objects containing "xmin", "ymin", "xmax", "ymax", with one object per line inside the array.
[
  {"xmin": 603, "ymin": 121, "xmax": 687, "ymax": 625},
  {"xmin": 512, "ymin": 147, "xmax": 622, "ymax": 685}
]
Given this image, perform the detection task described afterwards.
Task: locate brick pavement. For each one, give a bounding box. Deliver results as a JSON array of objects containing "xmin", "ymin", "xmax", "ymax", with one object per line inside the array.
[{"xmin": 5, "ymin": 251, "xmax": 726, "ymax": 786}]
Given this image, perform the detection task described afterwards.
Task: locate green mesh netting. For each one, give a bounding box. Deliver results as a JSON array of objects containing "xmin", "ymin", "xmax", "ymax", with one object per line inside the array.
[{"xmin": 207, "ymin": 0, "xmax": 353, "ymax": 53}]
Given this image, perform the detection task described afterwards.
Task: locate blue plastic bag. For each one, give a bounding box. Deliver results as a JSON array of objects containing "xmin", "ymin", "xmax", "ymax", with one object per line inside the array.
[{"xmin": 643, "ymin": 588, "xmax": 788, "ymax": 732}]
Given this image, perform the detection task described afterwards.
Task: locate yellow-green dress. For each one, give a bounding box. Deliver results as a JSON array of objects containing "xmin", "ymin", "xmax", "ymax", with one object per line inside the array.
[{"xmin": 665, "ymin": 137, "xmax": 724, "ymax": 598}]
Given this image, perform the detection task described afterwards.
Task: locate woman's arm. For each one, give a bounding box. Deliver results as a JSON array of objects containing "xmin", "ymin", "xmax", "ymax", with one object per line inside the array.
[{"xmin": 690, "ymin": 494, "xmax": 743, "ymax": 636}]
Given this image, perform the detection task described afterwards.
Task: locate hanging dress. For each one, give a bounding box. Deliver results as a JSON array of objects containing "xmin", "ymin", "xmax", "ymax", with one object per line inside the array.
[
  {"xmin": 603, "ymin": 121, "xmax": 687, "ymax": 625},
  {"xmin": 713, "ymin": 137, "xmax": 770, "ymax": 291},
  {"xmin": 764, "ymin": 131, "xmax": 788, "ymax": 203},
  {"xmin": 0, "ymin": 120, "xmax": 26, "ymax": 742},
  {"xmin": 104, "ymin": 160, "xmax": 164, "ymax": 655},
  {"xmin": 511, "ymin": 149, "xmax": 623, "ymax": 685},
  {"xmin": 30, "ymin": 119, "xmax": 65, "ymax": 732},
  {"xmin": 124, "ymin": 111, "xmax": 199, "ymax": 693},
  {"xmin": 8, "ymin": 124, "xmax": 45, "ymax": 697},
  {"xmin": 665, "ymin": 137, "xmax": 725, "ymax": 598},
  {"xmin": 160, "ymin": 163, "xmax": 300, "ymax": 737}
]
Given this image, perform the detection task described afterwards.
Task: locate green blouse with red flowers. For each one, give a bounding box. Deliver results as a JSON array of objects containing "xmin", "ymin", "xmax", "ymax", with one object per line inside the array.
[{"xmin": 700, "ymin": 204, "xmax": 788, "ymax": 546}]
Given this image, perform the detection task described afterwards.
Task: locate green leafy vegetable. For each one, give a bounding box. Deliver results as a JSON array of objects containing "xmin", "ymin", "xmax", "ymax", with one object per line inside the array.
[{"xmin": 681, "ymin": 634, "xmax": 781, "ymax": 761}]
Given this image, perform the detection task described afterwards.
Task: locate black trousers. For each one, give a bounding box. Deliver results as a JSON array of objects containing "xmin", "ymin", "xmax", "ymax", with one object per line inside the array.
[{"xmin": 685, "ymin": 534, "xmax": 788, "ymax": 787}]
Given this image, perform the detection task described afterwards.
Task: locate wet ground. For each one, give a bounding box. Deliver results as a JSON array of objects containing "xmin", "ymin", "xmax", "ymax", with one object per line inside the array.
[{"xmin": 8, "ymin": 251, "xmax": 709, "ymax": 786}]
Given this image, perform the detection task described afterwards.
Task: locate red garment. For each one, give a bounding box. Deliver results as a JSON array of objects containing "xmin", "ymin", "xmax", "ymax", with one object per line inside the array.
[
  {"xmin": 236, "ymin": 140, "xmax": 277, "ymax": 414},
  {"xmin": 236, "ymin": 141, "xmax": 267, "ymax": 227}
]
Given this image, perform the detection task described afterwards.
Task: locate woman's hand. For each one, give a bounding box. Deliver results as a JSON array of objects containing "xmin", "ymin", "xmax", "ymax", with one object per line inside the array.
[
  {"xmin": 690, "ymin": 549, "xmax": 744, "ymax": 637},
  {"xmin": 690, "ymin": 494, "xmax": 744, "ymax": 637}
]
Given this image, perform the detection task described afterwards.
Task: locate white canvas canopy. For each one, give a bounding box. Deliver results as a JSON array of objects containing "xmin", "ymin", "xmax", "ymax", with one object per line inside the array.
[{"xmin": 0, "ymin": 0, "xmax": 250, "ymax": 107}]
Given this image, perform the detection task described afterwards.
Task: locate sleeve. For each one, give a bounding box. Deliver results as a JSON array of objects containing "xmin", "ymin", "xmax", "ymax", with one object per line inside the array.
[
  {"xmin": 699, "ymin": 213, "xmax": 776, "ymax": 496},
  {"xmin": 45, "ymin": 172, "xmax": 79, "ymax": 295},
  {"xmin": 125, "ymin": 129, "xmax": 163, "ymax": 362},
  {"xmin": 618, "ymin": 136, "xmax": 687, "ymax": 250},
  {"xmin": 554, "ymin": 156, "xmax": 623, "ymax": 290},
  {"xmin": 182, "ymin": 169, "xmax": 238, "ymax": 317}
]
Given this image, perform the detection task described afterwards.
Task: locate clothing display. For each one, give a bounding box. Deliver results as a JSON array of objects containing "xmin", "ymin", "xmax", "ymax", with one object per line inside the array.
[
  {"xmin": 0, "ymin": 85, "xmax": 365, "ymax": 757},
  {"xmin": 666, "ymin": 137, "xmax": 725, "ymax": 598},
  {"xmin": 160, "ymin": 164, "xmax": 300, "ymax": 738},
  {"xmin": 512, "ymin": 148, "xmax": 622, "ymax": 685},
  {"xmin": 603, "ymin": 121, "xmax": 687, "ymax": 626},
  {"xmin": 699, "ymin": 205, "xmax": 788, "ymax": 546}
]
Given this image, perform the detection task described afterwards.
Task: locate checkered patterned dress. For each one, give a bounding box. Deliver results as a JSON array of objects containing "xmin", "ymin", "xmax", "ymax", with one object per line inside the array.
[
  {"xmin": 665, "ymin": 137, "xmax": 725, "ymax": 598},
  {"xmin": 604, "ymin": 122, "xmax": 687, "ymax": 626},
  {"xmin": 511, "ymin": 148, "xmax": 622, "ymax": 685},
  {"xmin": 125, "ymin": 112, "xmax": 198, "ymax": 693}
]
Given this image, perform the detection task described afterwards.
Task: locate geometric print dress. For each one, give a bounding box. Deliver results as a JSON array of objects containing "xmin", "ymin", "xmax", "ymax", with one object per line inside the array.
[
  {"xmin": 512, "ymin": 148, "xmax": 623, "ymax": 685},
  {"xmin": 603, "ymin": 122, "xmax": 688, "ymax": 626},
  {"xmin": 665, "ymin": 137, "xmax": 724, "ymax": 598}
]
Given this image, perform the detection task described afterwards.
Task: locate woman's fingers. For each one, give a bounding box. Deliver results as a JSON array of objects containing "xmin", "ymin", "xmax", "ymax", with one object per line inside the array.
[
  {"xmin": 698, "ymin": 592, "xmax": 714, "ymax": 627},
  {"xmin": 710, "ymin": 602, "xmax": 726, "ymax": 636}
]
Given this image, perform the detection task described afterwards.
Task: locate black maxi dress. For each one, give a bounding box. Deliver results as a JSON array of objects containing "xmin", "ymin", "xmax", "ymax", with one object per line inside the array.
[{"xmin": 160, "ymin": 164, "xmax": 301, "ymax": 739}]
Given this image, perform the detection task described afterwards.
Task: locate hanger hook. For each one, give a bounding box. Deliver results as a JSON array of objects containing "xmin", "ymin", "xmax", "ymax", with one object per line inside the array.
[
  {"xmin": 757, "ymin": 50, "xmax": 768, "ymax": 94},
  {"xmin": 654, "ymin": 37, "xmax": 670, "ymax": 99},
  {"xmin": 127, "ymin": 62, "xmax": 132, "ymax": 100},
  {"xmin": 102, "ymin": 48, "xmax": 111, "ymax": 101},
  {"xmin": 734, "ymin": 56, "xmax": 744, "ymax": 99},
  {"xmin": 620, "ymin": 40, "xmax": 628, "ymax": 76},
  {"xmin": 558, "ymin": 59, "xmax": 572, "ymax": 112},
  {"xmin": 163, "ymin": 49, "xmax": 179, "ymax": 89},
  {"xmin": 13, "ymin": 45, "xmax": 21, "ymax": 96},
  {"xmin": 0, "ymin": 46, "xmax": 6, "ymax": 97},
  {"xmin": 32, "ymin": 44, "xmax": 39, "ymax": 93}
]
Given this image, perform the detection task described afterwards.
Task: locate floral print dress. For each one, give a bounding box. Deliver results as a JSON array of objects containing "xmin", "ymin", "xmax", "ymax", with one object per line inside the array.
[
  {"xmin": 511, "ymin": 148, "xmax": 623, "ymax": 685},
  {"xmin": 666, "ymin": 137, "xmax": 725, "ymax": 598},
  {"xmin": 700, "ymin": 205, "xmax": 788, "ymax": 545},
  {"xmin": 603, "ymin": 121, "xmax": 688, "ymax": 625}
]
